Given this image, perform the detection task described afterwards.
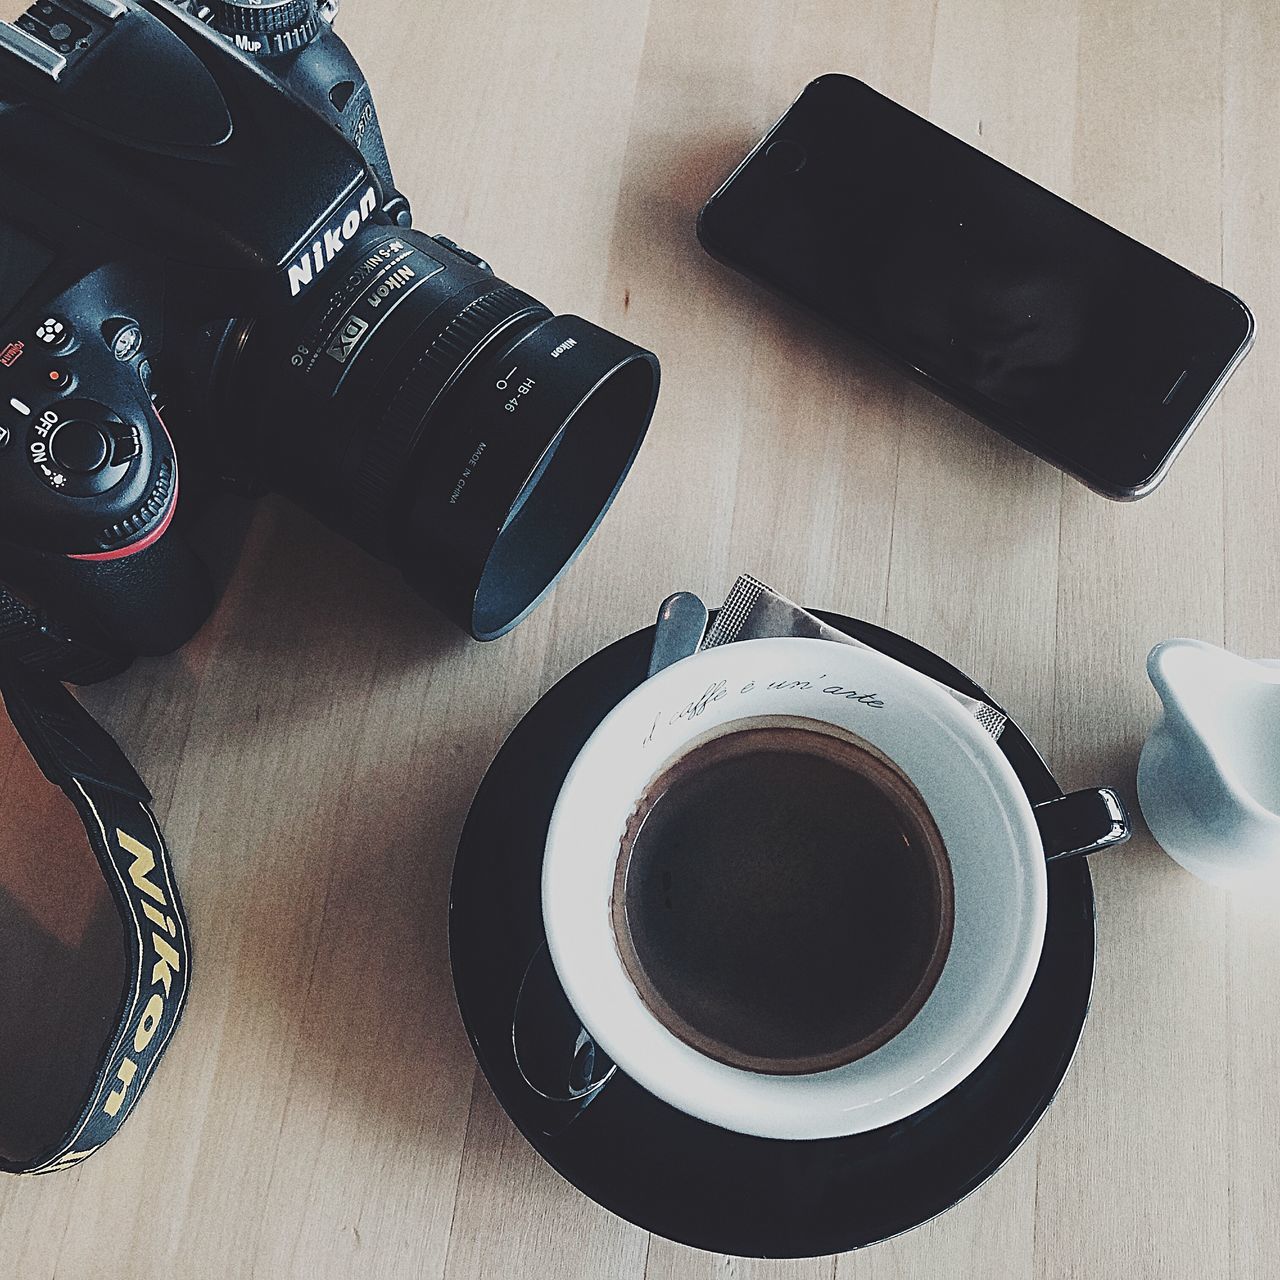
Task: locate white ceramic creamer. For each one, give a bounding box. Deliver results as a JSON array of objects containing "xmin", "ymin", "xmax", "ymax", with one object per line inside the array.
[{"xmin": 1139, "ymin": 639, "xmax": 1280, "ymax": 886}]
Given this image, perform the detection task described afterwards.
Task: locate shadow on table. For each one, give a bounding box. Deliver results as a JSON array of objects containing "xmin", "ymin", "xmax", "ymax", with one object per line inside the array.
[
  {"xmin": 193, "ymin": 489, "xmax": 474, "ymax": 688},
  {"xmin": 71, "ymin": 488, "xmax": 485, "ymax": 1145},
  {"xmin": 81, "ymin": 488, "xmax": 472, "ymax": 742}
]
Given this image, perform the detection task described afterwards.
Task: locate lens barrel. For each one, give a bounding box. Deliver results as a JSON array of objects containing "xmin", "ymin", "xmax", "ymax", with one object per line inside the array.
[{"xmin": 228, "ymin": 226, "xmax": 659, "ymax": 638}]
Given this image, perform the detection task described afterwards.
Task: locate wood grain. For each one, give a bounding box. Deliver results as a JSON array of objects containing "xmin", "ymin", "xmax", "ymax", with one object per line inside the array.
[{"xmin": 1, "ymin": 0, "xmax": 1277, "ymax": 1275}]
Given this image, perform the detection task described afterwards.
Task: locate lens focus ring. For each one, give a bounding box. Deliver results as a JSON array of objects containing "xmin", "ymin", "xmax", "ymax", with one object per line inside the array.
[{"xmin": 345, "ymin": 285, "xmax": 548, "ymax": 554}]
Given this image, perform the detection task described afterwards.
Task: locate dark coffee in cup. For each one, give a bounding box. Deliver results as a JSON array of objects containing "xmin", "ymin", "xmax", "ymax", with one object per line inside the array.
[{"xmin": 611, "ymin": 718, "xmax": 953, "ymax": 1074}]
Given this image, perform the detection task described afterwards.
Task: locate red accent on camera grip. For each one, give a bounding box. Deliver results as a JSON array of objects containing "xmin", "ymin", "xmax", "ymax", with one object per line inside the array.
[{"xmin": 66, "ymin": 412, "xmax": 179, "ymax": 563}]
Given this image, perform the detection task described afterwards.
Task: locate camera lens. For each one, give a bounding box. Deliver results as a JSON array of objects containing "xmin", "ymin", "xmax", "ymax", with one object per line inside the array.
[{"xmin": 226, "ymin": 226, "xmax": 659, "ymax": 638}]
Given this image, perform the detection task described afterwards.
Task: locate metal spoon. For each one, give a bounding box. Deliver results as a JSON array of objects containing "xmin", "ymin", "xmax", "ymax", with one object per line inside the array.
[
  {"xmin": 512, "ymin": 943, "xmax": 615, "ymax": 1106},
  {"xmin": 648, "ymin": 591, "xmax": 709, "ymax": 678},
  {"xmin": 510, "ymin": 591, "xmax": 709, "ymax": 1123}
]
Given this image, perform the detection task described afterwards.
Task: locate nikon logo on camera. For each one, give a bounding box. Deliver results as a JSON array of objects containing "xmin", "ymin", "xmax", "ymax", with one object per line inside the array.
[{"xmin": 286, "ymin": 186, "xmax": 379, "ymax": 298}]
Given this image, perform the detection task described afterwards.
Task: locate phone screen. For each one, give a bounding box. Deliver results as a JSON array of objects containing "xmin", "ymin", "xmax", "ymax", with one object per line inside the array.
[{"xmin": 697, "ymin": 75, "xmax": 1253, "ymax": 496}]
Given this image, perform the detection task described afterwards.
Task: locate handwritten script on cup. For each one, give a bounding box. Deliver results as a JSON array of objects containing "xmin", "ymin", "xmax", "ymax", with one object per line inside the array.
[{"xmin": 642, "ymin": 674, "xmax": 885, "ymax": 747}]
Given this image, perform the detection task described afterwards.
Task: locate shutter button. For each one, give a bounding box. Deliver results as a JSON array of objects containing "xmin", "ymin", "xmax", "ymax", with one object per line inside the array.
[{"xmin": 48, "ymin": 420, "xmax": 111, "ymax": 473}]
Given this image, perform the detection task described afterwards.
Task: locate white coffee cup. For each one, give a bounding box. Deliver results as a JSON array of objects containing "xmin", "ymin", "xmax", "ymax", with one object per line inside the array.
[{"xmin": 541, "ymin": 637, "xmax": 1121, "ymax": 1139}]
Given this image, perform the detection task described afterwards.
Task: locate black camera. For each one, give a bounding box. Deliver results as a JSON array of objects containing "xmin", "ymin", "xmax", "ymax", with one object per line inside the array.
[{"xmin": 0, "ymin": 0, "xmax": 660, "ymax": 674}]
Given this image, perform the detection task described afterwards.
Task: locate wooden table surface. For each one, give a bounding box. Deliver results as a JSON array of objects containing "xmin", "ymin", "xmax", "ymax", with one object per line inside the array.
[{"xmin": 3, "ymin": 0, "xmax": 1278, "ymax": 1275}]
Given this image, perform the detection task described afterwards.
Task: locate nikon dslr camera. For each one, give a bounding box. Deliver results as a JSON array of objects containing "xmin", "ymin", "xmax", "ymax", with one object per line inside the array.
[{"xmin": 0, "ymin": 0, "xmax": 659, "ymax": 676}]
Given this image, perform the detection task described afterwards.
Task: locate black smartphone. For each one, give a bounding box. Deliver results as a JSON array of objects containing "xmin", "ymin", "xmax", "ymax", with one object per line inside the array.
[{"xmin": 697, "ymin": 74, "xmax": 1255, "ymax": 499}]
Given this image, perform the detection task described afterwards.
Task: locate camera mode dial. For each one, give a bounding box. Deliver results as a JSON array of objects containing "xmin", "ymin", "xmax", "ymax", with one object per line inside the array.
[{"xmin": 208, "ymin": 0, "xmax": 321, "ymax": 57}]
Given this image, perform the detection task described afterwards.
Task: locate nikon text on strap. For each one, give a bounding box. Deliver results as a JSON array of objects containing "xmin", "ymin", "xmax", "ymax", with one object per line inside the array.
[{"xmin": 0, "ymin": 614, "xmax": 190, "ymax": 1174}]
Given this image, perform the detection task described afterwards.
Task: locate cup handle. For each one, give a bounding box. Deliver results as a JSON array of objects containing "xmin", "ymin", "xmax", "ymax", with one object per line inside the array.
[{"xmin": 1033, "ymin": 788, "xmax": 1131, "ymax": 862}]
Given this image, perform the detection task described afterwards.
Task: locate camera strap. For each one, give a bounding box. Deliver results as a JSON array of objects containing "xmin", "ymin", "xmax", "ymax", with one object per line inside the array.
[
  {"xmin": 0, "ymin": 590, "xmax": 189, "ymax": 1175},
  {"xmin": 0, "ymin": 588, "xmax": 130, "ymax": 686}
]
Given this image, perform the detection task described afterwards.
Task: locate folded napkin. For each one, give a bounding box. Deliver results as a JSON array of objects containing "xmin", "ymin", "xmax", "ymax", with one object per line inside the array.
[{"xmin": 699, "ymin": 575, "xmax": 1007, "ymax": 741}]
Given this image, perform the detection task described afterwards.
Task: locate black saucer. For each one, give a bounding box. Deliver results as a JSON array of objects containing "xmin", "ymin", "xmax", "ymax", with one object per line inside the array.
[{"xmin": 449, "ymin": 613, "xmax": 1094, "ymax": 1257}]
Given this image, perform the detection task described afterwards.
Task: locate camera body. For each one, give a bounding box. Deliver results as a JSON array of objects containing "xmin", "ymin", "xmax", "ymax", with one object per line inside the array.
[{"xmin": 0, "ymin": 0, "xmax": 659, "ymax": 672}]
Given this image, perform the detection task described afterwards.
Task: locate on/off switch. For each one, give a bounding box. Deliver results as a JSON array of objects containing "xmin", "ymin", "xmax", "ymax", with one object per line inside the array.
[{"xmin": 110, "ymin": 424, "xmax": 142, "ymax": 462}]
